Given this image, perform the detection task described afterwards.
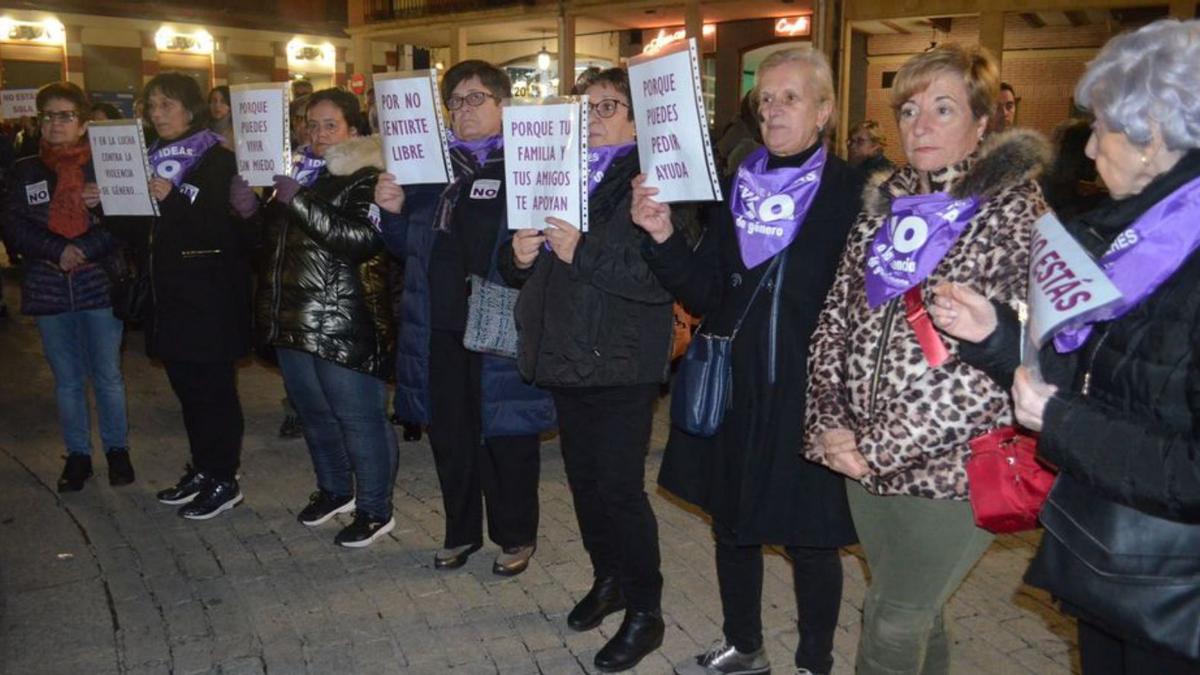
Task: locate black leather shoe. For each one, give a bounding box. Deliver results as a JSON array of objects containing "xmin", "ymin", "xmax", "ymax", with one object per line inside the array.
[
  {"xmin": 57, "ymin": 454, "xmax": 93, "ymax": 492},
  {"xmin": 567, "ymin": 576, "xmax": 626, "ymax": 631},
  {"xmin": 402, "ymin": 422, "xmax": 423, "ymax": 442},
  {"xmin": 593, "ymin": 609, "xmax": 664, "ymax": 672},
  {"xmin": 433, "ymin": 542, "xmax": 482, "ymax": 569}
]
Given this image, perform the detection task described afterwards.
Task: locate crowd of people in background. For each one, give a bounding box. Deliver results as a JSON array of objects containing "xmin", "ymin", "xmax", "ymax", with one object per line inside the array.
[{"xmin": 2, "ymin": 17, "xmax": 1199, "ymax": 675}]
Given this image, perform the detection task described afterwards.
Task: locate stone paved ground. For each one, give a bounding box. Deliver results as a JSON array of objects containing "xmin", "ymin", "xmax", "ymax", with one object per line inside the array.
[{"xmin": 0, "ymin": 272, "xmax": 1079, "ymax": 675}]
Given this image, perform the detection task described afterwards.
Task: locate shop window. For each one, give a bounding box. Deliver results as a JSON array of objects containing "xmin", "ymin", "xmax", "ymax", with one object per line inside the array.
[
  {"xmin": 83, "ymin": 45, "xmax": 141, "ymax": 94},
  {"xmin": 227, "ymin": 54, "xmax": 275, "ymax": 85},
  {"xmin": 1, "ymin": 59, "xmax": 63, "ymax": 89}
]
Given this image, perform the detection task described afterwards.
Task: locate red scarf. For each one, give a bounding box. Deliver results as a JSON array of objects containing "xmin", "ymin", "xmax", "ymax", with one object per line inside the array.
[{"xmin": 39, "ymin": 139, "xmax": 92, "ymax": 239}]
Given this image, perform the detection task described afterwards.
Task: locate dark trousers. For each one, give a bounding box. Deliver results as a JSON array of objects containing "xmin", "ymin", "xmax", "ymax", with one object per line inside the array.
[
  {"xmin": 715, "ymin": 522, "xmax": 843, "ymax": 673},
  {"xmin": 428, "ymin": 330, "xmax": 540, "ymax": 549},
  {"xmin": 1079, "ymin": 620, "xmax": 1200, "ymax": 675},
  {"xmin": 552, "ymin": 384, "xmax": 663, "ymax": 612},
  {"xmin": 163, "ymin": 360, "xmax": 243, "ymax": 482}
]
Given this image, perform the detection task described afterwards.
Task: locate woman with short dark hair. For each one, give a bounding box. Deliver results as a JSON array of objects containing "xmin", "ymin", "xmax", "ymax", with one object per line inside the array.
[
  {"xmin": 137, "ymin": 72, "xmax": 257, "ymax": 520},
  {"xmin": 4, "ymin": 81, "xmax": 133, "ymax": 492},
  {"xmin": 247, "ymin": 88, "xmax": 399, "ymax": 548},
  {"xmin": 208, "ymin": 85, "xmax": 234, "ymax": 149},
  {"xmin": 376, "ymin": 59, "xmax": 555, "ymax": 573}
]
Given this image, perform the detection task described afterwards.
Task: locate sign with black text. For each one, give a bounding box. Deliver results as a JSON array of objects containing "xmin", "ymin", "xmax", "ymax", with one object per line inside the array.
[
  {"xmin": 0, "ymin": 88, "xmax": 37, "ymax": 119},
  {"xmin": 628, "ymin": 38, "xmax": 721, "ymax": 203},
  {"xmin": 88, "ymin": 120, "xmax": 159, "ymax": 216},
  {"xmin": 374, "ymin": 70, "xmax": 453, "ymax": 184},
  {"xmin": 230, "ymin": 82, "xmax": 290, "ymax": 186},
  {"xmin": 503, "ymin": 98, "xmax": 588, "ymax": 232}
]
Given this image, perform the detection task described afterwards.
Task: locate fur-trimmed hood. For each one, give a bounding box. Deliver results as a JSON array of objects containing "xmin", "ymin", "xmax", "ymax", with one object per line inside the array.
[
  {"xmin": 863, "ymin": 128, "xmax": 1051, "ymax": 217},
  {"xmin": 323, "ymin": 135, "xmax": 385, "ymax": 176}
]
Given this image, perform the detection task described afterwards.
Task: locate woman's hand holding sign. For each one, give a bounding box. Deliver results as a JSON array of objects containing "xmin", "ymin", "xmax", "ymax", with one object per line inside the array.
[
  {"xmin": 631, "ymin": 174, "xmax": 674, "ymax": 244},
  {"xmin": 512, "ymin": 229, "xmax": 545, "ymax": 269},
  {"xmin": 149, "ymin": 177, "xmax": 172, "ymax": 202},
  {"xmin": 543, "ymin": 218, "xmax": 581, "ymax": 265},
  {"xmin": 374, "ymin": 173, "xmax": 406, "ymax": 214}
]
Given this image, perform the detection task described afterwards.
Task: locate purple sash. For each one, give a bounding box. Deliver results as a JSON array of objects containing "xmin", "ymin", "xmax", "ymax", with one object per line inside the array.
[
  {"xmin": 1054, "ymin": 174, "xmax": 1200, "ymax": 352},
  {"xmin": 865, "ymin": 192, "xmax": 981, "ymax": 308},
  {"xmin": 588, "ymin": 142, "xmax": 636, "ymax": 196},
  {"xmin": 449, "ymin": 132, "xmax": 503, "ymax": 168},
  {"xmin": 291, "ymin": 146, "xmax": 326, "ymax": 187},
  {"xmin": 148, "ymin": 129, "xmax": 223, "ymax": 187},
  {"xmin": 729, "ymin": 145, "xmax": 827, "ymax": 269}
]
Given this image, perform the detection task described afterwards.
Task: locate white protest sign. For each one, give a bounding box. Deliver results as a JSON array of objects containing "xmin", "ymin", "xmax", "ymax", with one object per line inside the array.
[
  {"xmin": 375, "ymin": 70, "xmax": 452, "ymax": 185},
  {"xmin": 1027, "ymin": 212, "xmax": 1122, "ymax": 348},
  {"xmin": 0, "ymin": 89, "xmax": 38, "ymax": 119},
  {"xmin": 503, "ymin": 98, "xmax": 588, "ymax": 232},
  {"xmin": 628, "ymin": 38, "xmax": 721, "ymax": 203},
  {"xmin": 230, "ymin": 83, "xmax": 290, "ymax": 186},
  {"xmin": 88, "ymin": 120, "xmax": 159, "ymax": 217}
]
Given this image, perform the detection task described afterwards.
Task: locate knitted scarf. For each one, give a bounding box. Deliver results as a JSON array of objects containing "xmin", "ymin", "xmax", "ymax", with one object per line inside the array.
[{"xmin": 39, "ymin": 138, "xmax": 92, "ymax": 239}]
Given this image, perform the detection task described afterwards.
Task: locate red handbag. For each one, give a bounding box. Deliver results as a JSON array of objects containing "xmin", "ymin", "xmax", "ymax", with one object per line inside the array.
[{"xmin": 965, "ymin": 427, "xmax": 1057, "ymax": 533}]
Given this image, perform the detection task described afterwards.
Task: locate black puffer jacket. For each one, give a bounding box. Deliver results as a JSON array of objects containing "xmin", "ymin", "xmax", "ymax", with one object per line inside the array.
[
  {"xmin": 498, "ymin": 149, "xmax": 676, "ymax": 387},
  {"xmin": 257, "ymin": 136, "xmax": 393, "ymax": 378},
  {"xmin": 962, "ymin": 150, "xmax": 1200, "ymax": 522}
]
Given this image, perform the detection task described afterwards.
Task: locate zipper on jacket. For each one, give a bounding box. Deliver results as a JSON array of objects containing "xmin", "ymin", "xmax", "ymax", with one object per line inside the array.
[
  {"xmin": 868, "ymin": 298, "xmax": 902, "ymax": 418},
  {"xmin": 267, "ymin": 220, "xmax": 289, "ymax": 343},
  {"xmin": 1079, "ymin": 325, "xmax": 1112, "ymax": 397}
]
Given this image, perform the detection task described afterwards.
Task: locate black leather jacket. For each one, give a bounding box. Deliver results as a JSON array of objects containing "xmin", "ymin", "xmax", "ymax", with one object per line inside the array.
[{"xmin": 257, "ymin": 136, "xmax": 393, "ymax": 378}]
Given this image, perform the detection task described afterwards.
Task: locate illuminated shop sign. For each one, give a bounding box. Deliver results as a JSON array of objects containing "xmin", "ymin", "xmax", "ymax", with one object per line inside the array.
[{"xmin": 774, "ymin": 16, "xmax": 812, "ymax": 37}]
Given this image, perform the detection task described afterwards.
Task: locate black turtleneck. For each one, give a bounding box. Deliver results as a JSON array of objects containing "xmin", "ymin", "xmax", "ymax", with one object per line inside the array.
[{"xmin": 763, "ymin": 140, "xmax": 823, "ymax": 172}]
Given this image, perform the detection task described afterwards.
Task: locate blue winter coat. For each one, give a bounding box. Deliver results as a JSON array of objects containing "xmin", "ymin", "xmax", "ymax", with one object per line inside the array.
[
  {"xmin": 3, "ymin": 155, "xmax": 119, "ymax": 316},
  {"xmin": 380, "ymin": 184, "xmax": 556, "ymax": 437}
]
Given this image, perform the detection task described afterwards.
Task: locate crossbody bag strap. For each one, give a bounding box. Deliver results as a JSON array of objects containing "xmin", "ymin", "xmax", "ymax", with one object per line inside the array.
[
  {"xmin": 767, "ymin": 248, "xmax": 788, "ymax": 384},
  {"xmin": 728, "ymin": 252, "xmax": 785, "ymax": 340}
]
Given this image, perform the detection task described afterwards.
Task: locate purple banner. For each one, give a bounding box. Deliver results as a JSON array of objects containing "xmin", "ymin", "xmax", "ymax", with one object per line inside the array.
[
  {"xmin": 865, "ymin": 192, "xmax": 981, "ymax": 308},
  {"xmin": 291, "ymin": 146, "xmax": 326, "ymax": 187},
  {"xmin": 729, "ymin": 145, "xmax": 827, "ymax": 269},
  {"xmin": 449, "ymin": 131, "xmax": 503, "ymax": 167}
]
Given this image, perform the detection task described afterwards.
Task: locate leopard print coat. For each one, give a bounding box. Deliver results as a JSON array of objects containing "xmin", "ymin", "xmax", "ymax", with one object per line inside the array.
[{"xmin": 804, "ymin": 129, "xmax": 1050, "ymax": 499}]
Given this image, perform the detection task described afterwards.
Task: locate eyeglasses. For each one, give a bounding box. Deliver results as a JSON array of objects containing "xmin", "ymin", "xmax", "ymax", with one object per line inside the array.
[
  {"xmin": 588, "ymin": 99, "xmax": 629, "ymax": 119},
  {"xmin": 40, "ymin": 111, "xmax": 79, "ymax": 125},
  {"xmin": 446, "ymin": 91, "xmax": 500, "ymax": 111}
]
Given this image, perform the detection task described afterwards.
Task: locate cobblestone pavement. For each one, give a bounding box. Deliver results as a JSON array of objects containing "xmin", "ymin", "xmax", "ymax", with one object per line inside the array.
[{"xmin": 0, "ymin": 276, "xmax": 1079, "ymax": 675}]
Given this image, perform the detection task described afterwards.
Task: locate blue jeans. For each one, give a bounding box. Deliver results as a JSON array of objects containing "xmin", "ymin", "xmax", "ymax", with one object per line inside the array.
[
  {"xmin": 36, "ymin": 308, "xmax": 128, "ymax": 455},
  {"xmin": 277, "ymin": 348, "xmax": 399, "ymax": 519}
]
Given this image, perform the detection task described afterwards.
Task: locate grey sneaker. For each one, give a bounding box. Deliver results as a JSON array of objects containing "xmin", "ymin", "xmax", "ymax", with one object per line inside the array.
[{"xmin": 674, "ymin": 640, "xmax": 770, "ymax": 674}]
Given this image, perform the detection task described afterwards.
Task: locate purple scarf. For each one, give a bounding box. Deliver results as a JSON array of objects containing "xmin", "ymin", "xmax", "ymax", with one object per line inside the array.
[
  {"xmin": 448, "ymin": 131, "xmax": 503, "ymax": 168},
  {"xmin": 588, "ymin": 142, "xmax": 636, "ymax": 195},
  {"xmin": 1054, "ymin": 173, "xmax": 1200, "ymax": 352},
  {"xmin": 864, "ymin": 192, "xmax": 982, "ymax": 308},
  {"xmin": 148, "ymin": 129, "xmax": 224, "ymax": 186},
  {"xmin": 729, "ymin": 145, "xmax": 827, "ymax": 269},
  {"xmin": 291, "ymin": 146, "xmax": 326, "ymax": 187}
]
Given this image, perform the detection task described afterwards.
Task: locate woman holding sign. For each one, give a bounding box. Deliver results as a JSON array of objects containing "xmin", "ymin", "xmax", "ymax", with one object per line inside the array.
[
  {"xmin": 136, "ymin": 72, "xmax": 257, "ymax": 520},
  {"xmin": 803, "ymin": 45, "xmax": 1047, "ymax": 674},
  {"xmin": 632, "ymin": 49, "xmax": 861, "ymax": 675},
  {"xmin": 251, "ymin": 89, "xmax": 400, "ymax": 548},
  {"xmin": 931, "ymin": 20, "xmax": 1200, "ymax": 672},
  {"xmin": 4, "ymin": 82, "xmax": 133, "ymax": 492},
  {"xmin": 375, "ymin": 60, "xmax": 555, "ymax": 574},
  {"xmin": 500, "ymin": 67, "xmax": 678, "ymax": 673}
]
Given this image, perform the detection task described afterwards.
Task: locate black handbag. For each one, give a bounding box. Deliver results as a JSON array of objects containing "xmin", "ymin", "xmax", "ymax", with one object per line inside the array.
[
  {"xmin": 102, "ymin": 247, "xmax": 150, "ymax": 323},
  {"xmin": 670, "ymin": 252, "xmax": 785, "ymax": 437},
  {"xmin": 1024, "ymin": 474, "xmax": 1200, "ymax": 660}
]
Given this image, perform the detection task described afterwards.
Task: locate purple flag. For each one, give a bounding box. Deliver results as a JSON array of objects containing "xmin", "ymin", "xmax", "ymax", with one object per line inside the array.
[
  {"xmin": 1054, "ymin": 173, "xmax": 1200, "ymax": 352},
  {"xmin": 864, "ymin": 192, "xmax": 981, "ymax": 308},
  {"xmin": 588, "ymin": 142, "xmax": 636, "ymax": 195},
  {"xmin": 291, "ymin": 146, "xmax": 326, "ymax": 187},
  {"xmin": 729, "ymin": 145, "xmax": 827, "ymax": 269},
  {"xmin": 148, "ymin": 129, "xmax": 224, "ymax": 187}
]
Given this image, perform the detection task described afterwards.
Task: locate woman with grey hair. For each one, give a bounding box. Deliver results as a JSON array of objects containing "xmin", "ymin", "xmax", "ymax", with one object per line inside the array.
[
  {"xmin": 931, "ymin": 19, "xmax": 1200, "ymax": 672},
  {"xmin": 633, "ymin": 47, "xmax": 861, "ymax": 675}
]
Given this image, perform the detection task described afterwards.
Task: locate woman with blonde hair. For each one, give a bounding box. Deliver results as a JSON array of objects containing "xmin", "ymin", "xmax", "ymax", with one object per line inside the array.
[{"xmin": 804, "ymin": 43, "xmax": 1048, "ymax": 674}]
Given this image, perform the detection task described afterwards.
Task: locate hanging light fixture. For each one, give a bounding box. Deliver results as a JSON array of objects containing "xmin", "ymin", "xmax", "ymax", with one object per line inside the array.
[{"xmin": 537, "ymin": 30, "xmax": 551, "ymax": 71}]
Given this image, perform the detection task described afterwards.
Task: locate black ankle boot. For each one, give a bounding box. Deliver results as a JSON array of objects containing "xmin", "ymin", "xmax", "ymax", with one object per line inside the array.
[
  {"xmin": 593, "ymin": 609, "xmax": 664, "ymax": 672},
  {"xmin": 567, "ymin": 576, "xmax": 625, "ymax": 631},
  {"xmin": 57, "ymin": 454, "xmax": 93, "ymax": 492}
]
